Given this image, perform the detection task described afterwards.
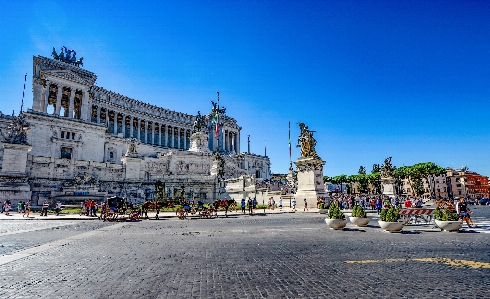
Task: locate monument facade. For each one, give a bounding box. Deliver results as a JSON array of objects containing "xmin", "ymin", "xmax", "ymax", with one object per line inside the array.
[{"xmin": 0, "ymin": 48, "xmax": 270, "ymax": 205}]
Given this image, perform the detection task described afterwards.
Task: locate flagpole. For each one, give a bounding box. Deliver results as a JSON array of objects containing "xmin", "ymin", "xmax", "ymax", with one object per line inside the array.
[
  {"xmin": 216, "ymin": 92, "xmax": 220, "ymax": 152},
  {"xmin": 289, "ymin": 121, "xmax": 292, "ymax": 171},
  {"xmin": 20, "ymin": 73, "xmax": 27, "ymax": 114}
]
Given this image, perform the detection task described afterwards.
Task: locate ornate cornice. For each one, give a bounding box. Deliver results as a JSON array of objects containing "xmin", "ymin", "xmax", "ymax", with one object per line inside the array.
[{"xmin": 34, "ymin": 56, "xmax": 97, "ymax": 85}]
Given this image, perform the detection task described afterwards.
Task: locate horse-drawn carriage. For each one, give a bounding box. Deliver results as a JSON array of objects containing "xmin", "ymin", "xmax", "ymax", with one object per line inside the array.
[{"xmin": 100, "ymin": 196, "xmax": 139, "ymax": 222}]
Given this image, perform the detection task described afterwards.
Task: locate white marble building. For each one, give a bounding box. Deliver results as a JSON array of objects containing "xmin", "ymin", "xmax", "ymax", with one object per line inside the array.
[{"xmin": 0, "ymin": 52, "xmax": 270, "ymax": 205}]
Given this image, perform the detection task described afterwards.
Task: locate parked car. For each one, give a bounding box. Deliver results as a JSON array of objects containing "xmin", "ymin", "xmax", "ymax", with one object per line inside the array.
[
  {"xmin": 479, "ymin": 198, "xmax": 490, "ymax": 205},
  {"xmin": 466, "ymin": 198, "xmax": 476, "ymax": 205}
]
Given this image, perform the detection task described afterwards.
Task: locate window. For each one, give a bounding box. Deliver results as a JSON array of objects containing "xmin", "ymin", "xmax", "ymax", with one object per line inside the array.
[
  {"xmin": 458, "ymin": 191, "xmax": 462, "ymax": 195},
  {"xmin": 109, "ymin": 152, "xmax": 114, "ymax": 159},
  {"xmin": 456, "ymin": 184, "xmax": 461, "ymax": 187},
  {"xmin": 456, "ymin": 178, "xmax": 460, "ymax": 182},
  {"xmin": 61, "ymin": 131, "xmax": 65, "ymax": 138},
  {"xmin": 61, "ymin": 147, "xmax": 72, "ymax": 159}
]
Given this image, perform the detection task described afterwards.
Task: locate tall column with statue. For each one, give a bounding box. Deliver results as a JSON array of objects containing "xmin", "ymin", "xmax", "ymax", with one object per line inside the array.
[{"xmin": 293, "ymin": 122, "xmax": 326, "ymax": 209}]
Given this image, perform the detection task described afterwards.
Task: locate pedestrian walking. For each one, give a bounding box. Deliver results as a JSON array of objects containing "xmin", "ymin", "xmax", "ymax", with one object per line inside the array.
[
  {"xmin": 252, "ymin": 197, "xmax": 257, "ymax": 214},
  {"xmin": 241, "ymin": 198, "xmax": 246, "ymax": 214},
  {"xmin": 23, "ymin": 200, "xmax": 31, "ymax": 217},
  {"xmin": 4, "ymin": 201, "xmax": 11, "ymax": 216},
  {"xmin": 55, "ymin": 201, "xmax": 62, "ymax": 216},
  {"xmin": 375, "ymin": 198, "xmax": 382, "ymax": 215},
  {"xmin": 247, "ymin": 197, "xmax": 253, "ymax": 215},
  {"xmin": 304, "ymin": 198, "xmax": 308, "ymax": 211},
  {"xmin": 271, "ymin": 198, "xmax": 275, "ymax": 210},
  {"xmin": 456, "ymin": 198, "xmax": 476, "ymax": 228},
  {"xmin": 41, "ymin": 199, "xmax": 49, "ymax": 216},
  {"xmin": 292, "ymin": 198, "xmax": 297, "ymax": 212},
  {"xmin": 278, "ymin": 198, "xmax": 283, "ymax": 211},
  {"xmin": 17, "ymin": 201, "xmax": 22, "ymax": 213}
]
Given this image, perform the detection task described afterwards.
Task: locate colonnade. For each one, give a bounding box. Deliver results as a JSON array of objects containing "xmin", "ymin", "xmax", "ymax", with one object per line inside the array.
[
  {"xmin": 43, "ymin": 82, "xmax": 88, "ymax": 120},
  {"xmin": 91, "ymin": 105, "xmax": 192, "ymax": 150},
  {"xmin": 223, "ymin": 129, "xmax": 239, "ymax": 153}
]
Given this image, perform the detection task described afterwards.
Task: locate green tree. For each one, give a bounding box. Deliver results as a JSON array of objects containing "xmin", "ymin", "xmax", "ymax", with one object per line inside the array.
[
  {"xmin": 368, "ymin": 172, "xmax": 381, "ymax": 195},
  {"xmin": 347, "ymin": 174, "xmax": 358, "ymax": 195},
  {"xmin": 357, "ymin": 173, "xmax": 369, "ymax": 194},
  {"xmin": 331, "ymin": 174, "xmax": 348, "ymax": 194}
]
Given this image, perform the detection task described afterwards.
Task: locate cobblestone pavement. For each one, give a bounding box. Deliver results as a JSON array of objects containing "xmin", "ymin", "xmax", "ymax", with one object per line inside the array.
[{"xmin": 0, "ymin": 207, "xmax": 489, "ymax": 298}]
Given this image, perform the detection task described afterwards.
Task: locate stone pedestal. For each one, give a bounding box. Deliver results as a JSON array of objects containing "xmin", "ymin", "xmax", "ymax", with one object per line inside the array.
[
  {"xmin": 188, "ymin": 132, "xmax": 211, "ymax": 153},
  {"xmin": 1, "ymin": 143, "xmax": 32, "ymax": 175},
  {"xmin": 294, "ymin": 157, "xmax": 326, "ymax": 209},
  {"xmin": 122, "ymin": 156, "xmax": 142, "ymax": 180},
  {"xmin": 381, "ymin": 177, "xmax": 396, "ymax": 198}
]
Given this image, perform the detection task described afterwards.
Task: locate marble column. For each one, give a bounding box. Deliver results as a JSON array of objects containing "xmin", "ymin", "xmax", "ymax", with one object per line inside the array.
[
  {"xmin": 237, "ymin": 132, "xmax": 240, "ymax": 153},
  {"xmin": 43, "ymin": 81, "xmax": 50, "ymax": 113},
  {"xmin": 55, "ymin": 84, "xmax": 62, "ymax": 115},
  {"xmin": 68, "ymin": 88, "xmax": 75, "ymax": 118},
  {"xmin": 113, "ymin": 112, "xmax": 118, "ymax": 134},
  {"xmin": 122, "ymin": 115, "xmax": 126, "ymax": 137},
  {"xmin": 130, "ymin": 117, "xmax": 134, "ymax": 137},
  {"xmin": 158, "ymin": 124, "xmax": 162, "ymax": 146},
  {"xmin": 151, "ymin": 122, "xmax": 155, "ymax": 145},
  {"xmin": 96, "ymin": 106, "xmax": 101, "ymax": 123},
  {"xmin": 81, "ymin": 90, "xmax": 89, "ymax": 121},
  {"xmin": 231, "ymin": 132, "xmax": 235, "ymax": 153},
  {"xmin": 144, "ymin": 121, "xmax": 148, "ymax": 144},
  {"xmin": 164, "ymin": 125, "xmax": 168, "ymax": 147},
  {"xmin": 137, "ymin": 119, "xmax": 141, "ymax": 140},
  {"xmin": 171, "ymin": 127, "xmax": 174, "ymax": 148},
  {"xmin": 177, "ymin": 128, "xmax": 181, "ymax": 149},
  {"xmin": 183, "ymin": 130, "xmax": 186, "ymax": 150}
]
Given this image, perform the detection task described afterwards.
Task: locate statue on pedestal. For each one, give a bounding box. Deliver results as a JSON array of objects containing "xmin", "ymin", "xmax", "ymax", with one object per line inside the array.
[
  {"xmin": 125, "ymin": 137, "xmax": 139, "ymax": 158},
  {"xmin": 1, "ymin": 114, "xmax": 30, "ymax": 145},
  {"xmin": 381, "ymin": 157, "xmax": 393, "ymax": 179},
  {"xmin": 192, "ymin": 111, "xmax": 207, "ymax": 134},
  {"xmin": 296, "ymin": 122, "xmax": 319, "ymax": 158}
]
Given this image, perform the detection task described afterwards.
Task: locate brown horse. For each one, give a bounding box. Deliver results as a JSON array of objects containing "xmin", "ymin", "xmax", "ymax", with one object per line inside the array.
[
  {"xmin": 213, "ymin": 199, "xmax": 237, "ymax": 217},
  {"xmin": 141, "ymin": 201, "xmax": 165, "ymax": 219}
]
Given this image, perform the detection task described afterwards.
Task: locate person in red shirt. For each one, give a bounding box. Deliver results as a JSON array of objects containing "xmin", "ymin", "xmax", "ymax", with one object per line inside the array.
[{"xmin": 404, "ymin": 198, "xmax": 412, "ymax": 208}]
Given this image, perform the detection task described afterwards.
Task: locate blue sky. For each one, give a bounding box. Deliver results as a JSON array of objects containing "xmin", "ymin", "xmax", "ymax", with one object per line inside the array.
[{"xmin": 1, "ymin": 0, "xmax": 490, "ymax": 176}]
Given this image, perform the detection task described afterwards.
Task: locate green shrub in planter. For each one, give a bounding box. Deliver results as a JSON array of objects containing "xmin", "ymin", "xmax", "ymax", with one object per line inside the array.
[
  {"xmin": 327, "ymin": 201, "xmax": 345, "ymax": 220},
  {"xmin": 379, "ymin": 205, "xmax": 400, "ymax": 222},
  {"xmin": 434, "ymin": 207, "xmax": 459, "ymax": 221},
  {"xmin": 351, "ymin": 204, "xmax": 366, "ymax": 218}
]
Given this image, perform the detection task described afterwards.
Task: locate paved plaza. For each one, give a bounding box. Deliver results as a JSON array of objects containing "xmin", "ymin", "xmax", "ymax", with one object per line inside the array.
[{"xmin": 0, "ymin": 207, "xmax": 489, "ymax": 298}]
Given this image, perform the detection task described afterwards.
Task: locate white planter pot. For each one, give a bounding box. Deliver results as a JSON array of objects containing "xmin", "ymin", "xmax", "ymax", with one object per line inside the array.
[
  {"xmin": 435, "ymin": 220, "xmax": 462, "ymax": 232},
  {"xmin": 349, "ymin": 216, "xmax": 370, "ymax": 227},
  {"xmin": 325, "ymin": 218, "xmax": 347, "ymax": 230},
  {"xmin": 378, "ymin": 220, "xmax": 404, "ymax": 232}
]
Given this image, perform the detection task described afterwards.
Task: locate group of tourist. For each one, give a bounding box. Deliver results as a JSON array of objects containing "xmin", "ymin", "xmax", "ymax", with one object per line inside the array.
[
  {"xmin": 239, "ymin": 197, "xmax": 258, "ymax": 214},
  {"xmin": 81, "ymin": 200, "xmax": 98, "ymax": 217},
  {"xmin": 2, "ymin": 200, "xmax": 32, "ymax": 217}
]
